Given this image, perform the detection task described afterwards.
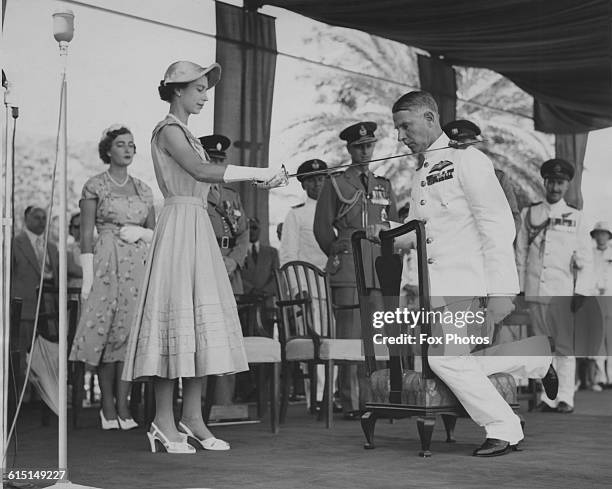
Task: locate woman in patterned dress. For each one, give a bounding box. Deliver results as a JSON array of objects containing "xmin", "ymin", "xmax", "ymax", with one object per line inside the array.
[
  {"xmin": 122, "ymin": 60, "xmax": 286, "ymax": 453},
  {"xmin": 70, "ymin": 125, "xmax": 155, "ymax": 431}
]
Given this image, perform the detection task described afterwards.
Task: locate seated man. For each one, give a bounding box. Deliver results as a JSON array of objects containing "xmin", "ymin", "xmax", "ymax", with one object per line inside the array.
[{"xmin": 370, "ymin": 91, "xmax": 557, "ymax": 457}]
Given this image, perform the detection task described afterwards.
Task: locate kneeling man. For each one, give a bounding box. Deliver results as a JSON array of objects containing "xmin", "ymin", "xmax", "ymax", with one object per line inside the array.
[{"xmin": 372, "ymin": 91, "xmax": 557, "ymax": 457}]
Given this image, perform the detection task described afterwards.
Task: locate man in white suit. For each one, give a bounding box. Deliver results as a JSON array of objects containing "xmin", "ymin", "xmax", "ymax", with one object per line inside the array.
[{"xmin": 371, "ymin": 91, "xmax": 557, "ymax": 457}]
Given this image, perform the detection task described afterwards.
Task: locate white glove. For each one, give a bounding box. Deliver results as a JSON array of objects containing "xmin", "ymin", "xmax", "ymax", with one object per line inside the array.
[
  {"xmin": 80, "ymin": 253, "xmax": 94, "ymax": 300},
  {"xmin": 223, "ymin": 165, "xmax": 287, "ymax": 186},
  {"xmin": 254, "ymin": 166, "xmax": 289, "ymax": 189},
  {"xmin": 120, "ymin": 225, "xmax": 154, "ymax": 244}
]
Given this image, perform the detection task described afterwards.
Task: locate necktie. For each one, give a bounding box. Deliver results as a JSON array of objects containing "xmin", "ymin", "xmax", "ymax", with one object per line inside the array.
[
  {"xmin": 360, "ymin": 172, "xmax": 368, "ymax": 191},
  {"xmin": 35, "ymin": 235, "xmax": 45, "ymax": 267},
  {"xmin": 251, "ymin": 243, "xmax": 258, "ymax": 264}
]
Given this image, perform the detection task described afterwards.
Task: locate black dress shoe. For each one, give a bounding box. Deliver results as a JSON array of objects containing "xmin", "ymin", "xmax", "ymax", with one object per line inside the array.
[
  {"xmin": 541, "ymin": 365, "xmax": 559, "ymax": 400},
  {"xmin": 557, "ymin": 401, "xmax": 574, "ymax": 414},
  {"xmin": 472, "ymin": 438, "xmax": 517, "ymax": 457}
]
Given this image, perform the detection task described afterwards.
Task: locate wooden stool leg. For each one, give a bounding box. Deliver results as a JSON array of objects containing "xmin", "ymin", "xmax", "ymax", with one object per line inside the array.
[
  {"xmin": 441, "ymin": 414, "xmax": 457, "ymax": 443},
  {"xmin": 361, "ymin": 411, "xmax": 378, "ymax": 449},
  {"xmin": 416, "ymin": 416, "xmax": 436, "ymax": 457}
]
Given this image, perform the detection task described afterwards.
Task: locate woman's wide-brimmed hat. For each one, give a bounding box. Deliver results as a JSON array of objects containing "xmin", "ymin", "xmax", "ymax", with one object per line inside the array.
[{"xmin": 162, "ymin": 61, "xmax": 221, "ymax": 89}]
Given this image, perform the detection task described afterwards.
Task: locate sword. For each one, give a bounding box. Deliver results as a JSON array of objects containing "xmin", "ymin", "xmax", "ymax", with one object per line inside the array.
[{"xmin": 285, "ymin": 138, "xmax": 484, "ymax": 180}]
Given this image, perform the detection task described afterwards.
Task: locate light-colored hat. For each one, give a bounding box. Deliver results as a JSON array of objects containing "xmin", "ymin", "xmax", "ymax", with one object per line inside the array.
[
  {"xmin": 100, "ymin": 123, "xmax": 130, "ymax": 141},
  {"xmin": 162, "ymin": 61, "xmax": 221, "ymax": 89},
  {"xmin": 590, "ymin": 221, "xmax": 612, "ymax": 239}
]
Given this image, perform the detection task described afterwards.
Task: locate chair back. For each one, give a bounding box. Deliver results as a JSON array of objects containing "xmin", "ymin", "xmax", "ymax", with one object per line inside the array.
[
  {"xmin": 351, "ymin": 220, "xmax": 434, "ymax": 392},
  {"xmin": 274, "ymin": 261, "xmax": 334, "ymax": 347}
]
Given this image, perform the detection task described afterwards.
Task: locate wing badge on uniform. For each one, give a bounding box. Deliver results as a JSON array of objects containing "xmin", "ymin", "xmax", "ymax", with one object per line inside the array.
[{"xmin": 426, "ymin": 160, "xmax": 455, "ymax": 185}]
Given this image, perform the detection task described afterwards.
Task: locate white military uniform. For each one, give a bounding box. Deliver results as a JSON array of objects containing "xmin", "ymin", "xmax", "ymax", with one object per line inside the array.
[
  {"xmin": 593, "ymin": 243, "xmax": 612, "ymax": 383},
  {"xmin": 279, "ymin": 196, "xmax": 327, "ymax": 269},
  {"xmin": 516, "ymin": 199, "xmax": 593, "ymax": 408},
  {"xmin": 279, "ymin": 196, "xmax": 334, "ymax": 404},
  {"xmin": 398, "ymin": 133, "xmax": 551, "ymax": 444}
]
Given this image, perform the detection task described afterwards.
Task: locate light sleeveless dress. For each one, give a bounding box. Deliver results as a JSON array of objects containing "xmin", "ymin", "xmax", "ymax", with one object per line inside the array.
[{"xmin": 123, "ymin": 114, "xmax": 248, "ymax": 380}]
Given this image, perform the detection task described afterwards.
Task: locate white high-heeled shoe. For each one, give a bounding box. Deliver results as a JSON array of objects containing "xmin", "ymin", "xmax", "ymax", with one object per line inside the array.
[
  {"xmin": 147, "ymin": 422, "xmax": 195, "ymax": 454},
  {"xmin": 178, "ymin": 421, "xmax": 230, "ymax": 451},
  {"xmin": 99, "ymin": 410, "xmax": 119, "ymax": 430},
  {"xmin": 117, "ymin": 416, "xmax": 139, "ymax": 431}
]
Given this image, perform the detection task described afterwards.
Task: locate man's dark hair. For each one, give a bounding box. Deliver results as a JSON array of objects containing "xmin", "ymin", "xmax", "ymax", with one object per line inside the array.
[{"xmin": 392, "ymin": 91, "xmax": 439, "ymax": 114}]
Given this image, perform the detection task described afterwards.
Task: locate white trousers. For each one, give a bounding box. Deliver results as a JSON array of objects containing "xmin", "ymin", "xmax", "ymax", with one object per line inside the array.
[
  {"xmin": 429, "ymin": 299, "xmax": 552, "ymax": 445},
  {"xmin": 529, "ymin": 302, "xmax": 576, "ymax": 407}
]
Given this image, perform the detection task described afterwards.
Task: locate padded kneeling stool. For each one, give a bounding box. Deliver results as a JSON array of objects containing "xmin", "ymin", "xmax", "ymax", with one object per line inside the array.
[{"xmin": 366, "ymin": 369, "xmax": 520, "ymax": 453}]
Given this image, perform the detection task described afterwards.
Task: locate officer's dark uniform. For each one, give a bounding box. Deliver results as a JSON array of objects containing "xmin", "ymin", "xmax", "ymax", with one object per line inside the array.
[
  {"xmin": 199, "ymin": 135, "xmax": 249, "ymax": 294},
  {"xmin": 314, "ymin": 122, "xmax": 398, "ymax": 416}
]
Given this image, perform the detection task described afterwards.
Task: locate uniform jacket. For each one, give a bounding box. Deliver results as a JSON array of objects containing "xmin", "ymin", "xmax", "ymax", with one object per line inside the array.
[
  {"xmin": 207, "ymin": 183, "xmax": 249, "ymax": 294},
  {"xmin": 406, "ymin": 133, "xmax": 518, "ymax": 298},
  {"xmin": 279, "ymin": 197, "xmax": 327, "ymax": 270},
  {"xmin": 242, "ymin": 243, "xmax": 280, "ymax": 298},
  {"xmin": 515, "ymin": 199, "xmax": 593, "ymax": 300},
  {"xmin": 12, "ymin": 230, "xmax": 60, "ymax": 320},
  {"xmin": 314, "ymin": 166, "xmax": 397, "ymax": 288},
  {"xmin": 495, "ymin": 169, "xmax": 521, "ymax": 237}
]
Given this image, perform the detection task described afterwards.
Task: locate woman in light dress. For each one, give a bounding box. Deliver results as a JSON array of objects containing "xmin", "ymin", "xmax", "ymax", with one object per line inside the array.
[
  {"xmin": 122, "ymin": 60, "xmax": 286, "ymax": 453},
  {"xmin": 70, "ymin": 125, "xmax": 155, "ymax": 431}
]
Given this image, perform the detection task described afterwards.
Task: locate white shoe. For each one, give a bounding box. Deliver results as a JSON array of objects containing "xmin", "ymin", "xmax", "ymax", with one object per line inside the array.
[
  {"xmin": 178, "ymin": 421, "xmax": 230, "ymax": 450},
  {"xmin": 147, "ymin": 423, "xmax": 195, "ymax": 454},
  {"xmin": 118, "ymin": 416, "xmax": 139, "ymax": 430},
  {"xmin": 99, "ymin": 410, "xmax": 119, "ymax": 430}
]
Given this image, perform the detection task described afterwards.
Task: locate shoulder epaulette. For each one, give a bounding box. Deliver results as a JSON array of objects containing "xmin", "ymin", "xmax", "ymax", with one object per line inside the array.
[
  {"xmin": 567, "ymin": 203, "xmax": 579, "ymax": 210},
  {"xmin": 292, "ymin": 203, "xmax": 305, "ymax": 209},
  {"xmin": 529, "ymin": 201, "xmax": 542, "ymax": 207}
]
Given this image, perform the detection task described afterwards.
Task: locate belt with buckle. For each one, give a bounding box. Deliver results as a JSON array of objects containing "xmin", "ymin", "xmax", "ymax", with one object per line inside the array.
[{"xmin": 217, "ymin": 236, "xmax": 236, "ymax": 249}]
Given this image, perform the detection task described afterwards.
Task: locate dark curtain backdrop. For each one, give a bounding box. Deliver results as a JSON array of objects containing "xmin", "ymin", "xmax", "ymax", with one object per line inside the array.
[
  {"xmin": 555, "ymin": 133, "xmax": 589, "ymax": 209},
  {"xmin": 264, "ymin": 0, "xmax": 612, "ymax": 134},
  {"xmin": 417, "ymin": 55, "xmax": 456, "ymax": 126},
  {"xmin": 215, "ymin": 1, "xmax": 277, "ymax": 244}
]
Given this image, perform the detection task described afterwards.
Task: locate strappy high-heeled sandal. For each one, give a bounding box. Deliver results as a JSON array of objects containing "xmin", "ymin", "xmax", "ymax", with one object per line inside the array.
[
  {"xmin": 147, "ymin": 422, "xmax": 196, "ymax": 454},
  {"xmin": 178, "ymin": 421, "xmax": 230, "ymax": 451}
]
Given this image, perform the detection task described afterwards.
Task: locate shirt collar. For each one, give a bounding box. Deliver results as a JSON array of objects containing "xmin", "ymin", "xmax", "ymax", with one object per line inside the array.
[
  {"xmin": 251, "ymin": 241, "xmax": 260, "ymax": 252},
  {"xmin": 428, "ymin": 132, "xmax": 449, "ymax": 152},
  {"xmin": 24, "ymin": 227, "xmax": 42, "ymax": 246}
]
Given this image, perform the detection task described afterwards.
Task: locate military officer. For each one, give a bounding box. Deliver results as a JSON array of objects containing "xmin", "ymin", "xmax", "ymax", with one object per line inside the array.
[
  {"xmin": 314, "ymin": 121, "xmax": 398, "ymax": 419},
  {"xmin": 280, "ymin": 159, "xmax": 328, "ymax": 269},
  {"xmin": 200, "ymin": 134, "xmax": 250, "ymax": 410},
  {"xmin": 199, "ymin": 134, "xmax": 249, "ymax": 294},
  {"xmin": 516, "ymin": 158, "xmax": 593, "ymax": 413},
  {"xmin": 372, "ymin": 91, "xmax": 556, "ymax": 457}
]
